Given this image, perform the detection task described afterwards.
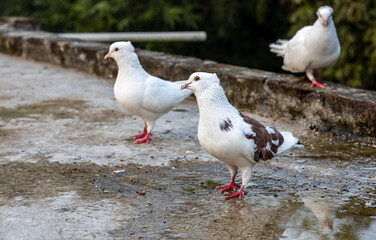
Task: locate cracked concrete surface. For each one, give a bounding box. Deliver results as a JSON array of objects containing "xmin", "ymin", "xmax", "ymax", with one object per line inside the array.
[{"xmin": 0, "ymin": 53, "xmax": 375, "ymax": 239}]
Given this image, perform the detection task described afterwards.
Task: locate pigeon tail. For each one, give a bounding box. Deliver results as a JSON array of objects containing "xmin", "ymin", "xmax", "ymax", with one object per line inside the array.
[
  {"xmin": 277, "ymin": 131, "xmax": 302, "ymax": 154},
  {"xmin": 269, "ymin": 39, "xmax": 288, "ymax": 57}
]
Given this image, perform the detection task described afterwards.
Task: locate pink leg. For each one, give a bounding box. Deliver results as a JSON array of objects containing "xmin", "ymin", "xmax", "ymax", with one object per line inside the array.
[
  {"xmin": 310, "ymin": 74, "xmax": 326, "ymax": 88},
  {"xmin": 217, "ymin": 175, "xmax": 241, "ymax": 192},
  {"xmin": 134, "ymin": 133, "xmax": 152, "ymax": 144},
  {"xmin": 134, "ymin": 127, "xmax": 147, "ymax": 139},
  {"xmin": 224, "ymin": 185, "xmax": 248, "ymax": 199}
]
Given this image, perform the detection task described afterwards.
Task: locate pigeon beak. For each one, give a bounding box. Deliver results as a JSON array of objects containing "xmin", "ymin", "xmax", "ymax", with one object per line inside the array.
[
  {"xmin": 180, "ymin": 82, "xmax": 191, "ymax": 90},
  {"xmin": 104, "ymin": 51, "xmax": 112, "ymax": 59},
  {"xmin": 323, "ymin": 19, "xmax": 328, "ymax": 26}
]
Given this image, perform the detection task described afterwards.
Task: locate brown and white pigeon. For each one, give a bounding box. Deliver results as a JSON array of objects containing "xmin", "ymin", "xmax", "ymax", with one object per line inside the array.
[
  {"xmin": 269, "ymin": 6, "xmax": 341, "ymax": 87},
  {"xmin": 181, "ymin": 72, "xmax": 302, "ymax": 199},
  {"xmin": 105, "ymin": 41, "xmax": 192, "ymax": 143}
]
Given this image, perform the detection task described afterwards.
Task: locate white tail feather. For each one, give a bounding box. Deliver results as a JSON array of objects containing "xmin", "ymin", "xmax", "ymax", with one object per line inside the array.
[
  {"xmin": 269, "ymin": 39, "xmax": 288, "ymax": 57},
  {"xmin": 277, "ymin": 131, "xmax": 302, "ymax": 154}
]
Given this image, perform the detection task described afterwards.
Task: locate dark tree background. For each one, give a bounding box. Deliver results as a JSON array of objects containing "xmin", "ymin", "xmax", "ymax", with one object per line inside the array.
[{"xmin": 1, "ymin": 0, "xmax": 375, "ymax": 90}]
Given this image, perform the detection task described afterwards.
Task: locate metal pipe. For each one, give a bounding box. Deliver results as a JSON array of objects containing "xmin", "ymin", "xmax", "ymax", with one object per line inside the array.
[{"xmin": 58, "ymin": 31, "xmax": 207, "ymax": 42}]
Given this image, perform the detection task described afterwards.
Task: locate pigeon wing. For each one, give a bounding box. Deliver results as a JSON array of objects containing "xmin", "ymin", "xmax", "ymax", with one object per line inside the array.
[
  {"xmin": 239, "ymin": 113, "xmax": 285, "ymax": 162},
  {"xmin": 141, "ymin": 76, "xmax": 191, "ymax": 114},
  {"xmin": 282, "ymin": 26, "xmax": 313, "ymax": 73}
]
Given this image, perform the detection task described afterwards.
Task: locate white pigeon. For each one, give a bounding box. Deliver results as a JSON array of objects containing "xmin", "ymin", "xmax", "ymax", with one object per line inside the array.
[
  {"xmin": 181, "ymin": 72, "xmax": 302, "ymax": 199},
  {"xmin": 104, "ymin": 41, "xmax": 192, "ymax": 143},
  {"xmin": 269, "ymin": 6, "xmax": 341, "ymax": 87}
]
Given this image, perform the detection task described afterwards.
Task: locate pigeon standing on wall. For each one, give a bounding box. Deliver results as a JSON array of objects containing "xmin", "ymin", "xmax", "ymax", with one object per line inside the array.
[
  {"xmin": 269, "ymin": 6, "xmax": 341, "ymax": 87},
  {"xmin": 181, "ymin": 72, "xmax": 302, "ymax": 199},
  {"xmin": 105, "ymin": 41, "xmax": 192, "ymax": 143}
]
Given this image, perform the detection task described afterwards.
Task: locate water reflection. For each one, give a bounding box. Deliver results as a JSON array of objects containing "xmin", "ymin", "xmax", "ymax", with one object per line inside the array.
[
  {"xmin": 282, "ymin": 196, "xmax": 335, "ymax": 239},
  {"xmin": 281, "ymin": 195, "xmax": 376, "ymax": 240},
  {"xmin": 206, "ymin": 196, "xmax": 303, "ymax": 239},
  {"xmin": 303, "ymin": 197, "xmax": 334, "ymax": 235},
  {"xmin": 200, "ymin": 193, "xmax": 376, "ymax": 239}
]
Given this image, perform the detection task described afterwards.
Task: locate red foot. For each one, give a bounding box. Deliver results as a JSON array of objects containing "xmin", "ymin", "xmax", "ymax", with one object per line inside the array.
[
  {"xmin": 217, "ymin": 182, "xmax": 241, "ymax": 192},
  {"xmin": 225, "ymin": 187, "xmax": 248, "ymax": 199},
  {"xmin": 134, "ymin": 133, "xmax": 152, "ymax": 144},
  {"xmin": 134, "ymin": 128, "xmax": 147, "ymax": 139},
  {"xmin": 311, "ymin": 76, "xmax": 326, "ymax": 88},
  {"xmin": 311, "ymin": 82, "xmax": 326, "ymax": 88}
]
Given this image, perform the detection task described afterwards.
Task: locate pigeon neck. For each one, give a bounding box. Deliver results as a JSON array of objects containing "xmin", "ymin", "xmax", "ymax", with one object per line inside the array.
[
  {"xmin": 314, "ymin": 18, "xmax": 335, "ymax": 30},
  {"xmin": 195, "ymin": 85, "xmax": 234, "ymax": 114},
  {"xmin": 313, "ymin": 19, "xmax": 337, "ymax": 42},
  {"xmin": 116, "ymin": 53, "xmax": 147, "ymax": 74}
]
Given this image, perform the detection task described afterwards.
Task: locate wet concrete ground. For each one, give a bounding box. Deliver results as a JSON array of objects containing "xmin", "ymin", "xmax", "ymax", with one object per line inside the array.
[{"xmin": 0, "ymin": 53, "xmax": 375, "ymax": 239}]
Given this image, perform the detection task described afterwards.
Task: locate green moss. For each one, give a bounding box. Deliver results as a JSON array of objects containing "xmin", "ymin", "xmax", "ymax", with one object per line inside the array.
[{"xmin": 0, "ymin": 99, "xmax": 86, "ymax": 120}]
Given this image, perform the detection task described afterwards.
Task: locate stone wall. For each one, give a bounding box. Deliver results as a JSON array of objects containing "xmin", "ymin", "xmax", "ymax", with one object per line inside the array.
[{"xmin": 1, "ymin": 17, "xmax": 375, "ymax": 136}]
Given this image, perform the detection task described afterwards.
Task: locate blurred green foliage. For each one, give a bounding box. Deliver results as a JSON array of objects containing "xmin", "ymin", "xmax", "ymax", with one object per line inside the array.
[{"xmin": 0, "ymin": 0, "xmax": 375, "ymax": 90}]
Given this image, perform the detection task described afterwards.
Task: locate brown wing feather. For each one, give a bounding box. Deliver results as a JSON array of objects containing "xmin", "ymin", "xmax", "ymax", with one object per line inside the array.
[{"xmin": 240, "ymin": 112, "xmax": 284, "ymax": 162}]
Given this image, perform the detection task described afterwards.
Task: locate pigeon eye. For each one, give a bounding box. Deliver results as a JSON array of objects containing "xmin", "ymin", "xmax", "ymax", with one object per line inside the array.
[
  {"xmin": 194, "ymin": 76, "xmax": 200, "ymax": 81},
  {"xmin": 115, "ymin": 47, "xmax": 119, "ymax": 51}
]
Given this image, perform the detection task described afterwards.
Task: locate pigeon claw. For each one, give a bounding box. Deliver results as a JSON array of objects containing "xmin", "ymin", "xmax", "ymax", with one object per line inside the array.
[
  {"xmin": 134, "ymin": 128, "xmax": 148, "ymax": 139},
  {"xmin": 224, "ymin": 190, "xmax": 248, "ymax": 199},
  {"xmin": 217, "ymin": 182, "xmax": 241, "ymax": 192},
  {"xmin": 311, "ymin": 82, "xmax": 326, "ymax": 88},
  {"xmin": 134, "ymin": 133, "xmax": 152, "ymax": 144},
  {"xmin": 134, "ymin": 133, "xmax": 147, "ymax": 140}
]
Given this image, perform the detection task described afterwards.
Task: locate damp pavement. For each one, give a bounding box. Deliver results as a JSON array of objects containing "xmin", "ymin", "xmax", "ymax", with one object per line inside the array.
[{"xmin": 0, "ymin": 53, "xmax": 375, "ymax": 240}]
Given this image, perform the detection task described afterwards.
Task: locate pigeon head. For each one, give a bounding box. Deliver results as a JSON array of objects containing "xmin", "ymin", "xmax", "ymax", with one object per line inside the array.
[
  {"xmin": 317, "ymin": 6, "xmax": 333, "ymax": 26},
  {"xmin": 180, "ymin": 72, "xmax": 220, "ymax": 93},
  {"xmin": 104, "ymin": 41, "xmax": 135, "ymax": 61}
]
